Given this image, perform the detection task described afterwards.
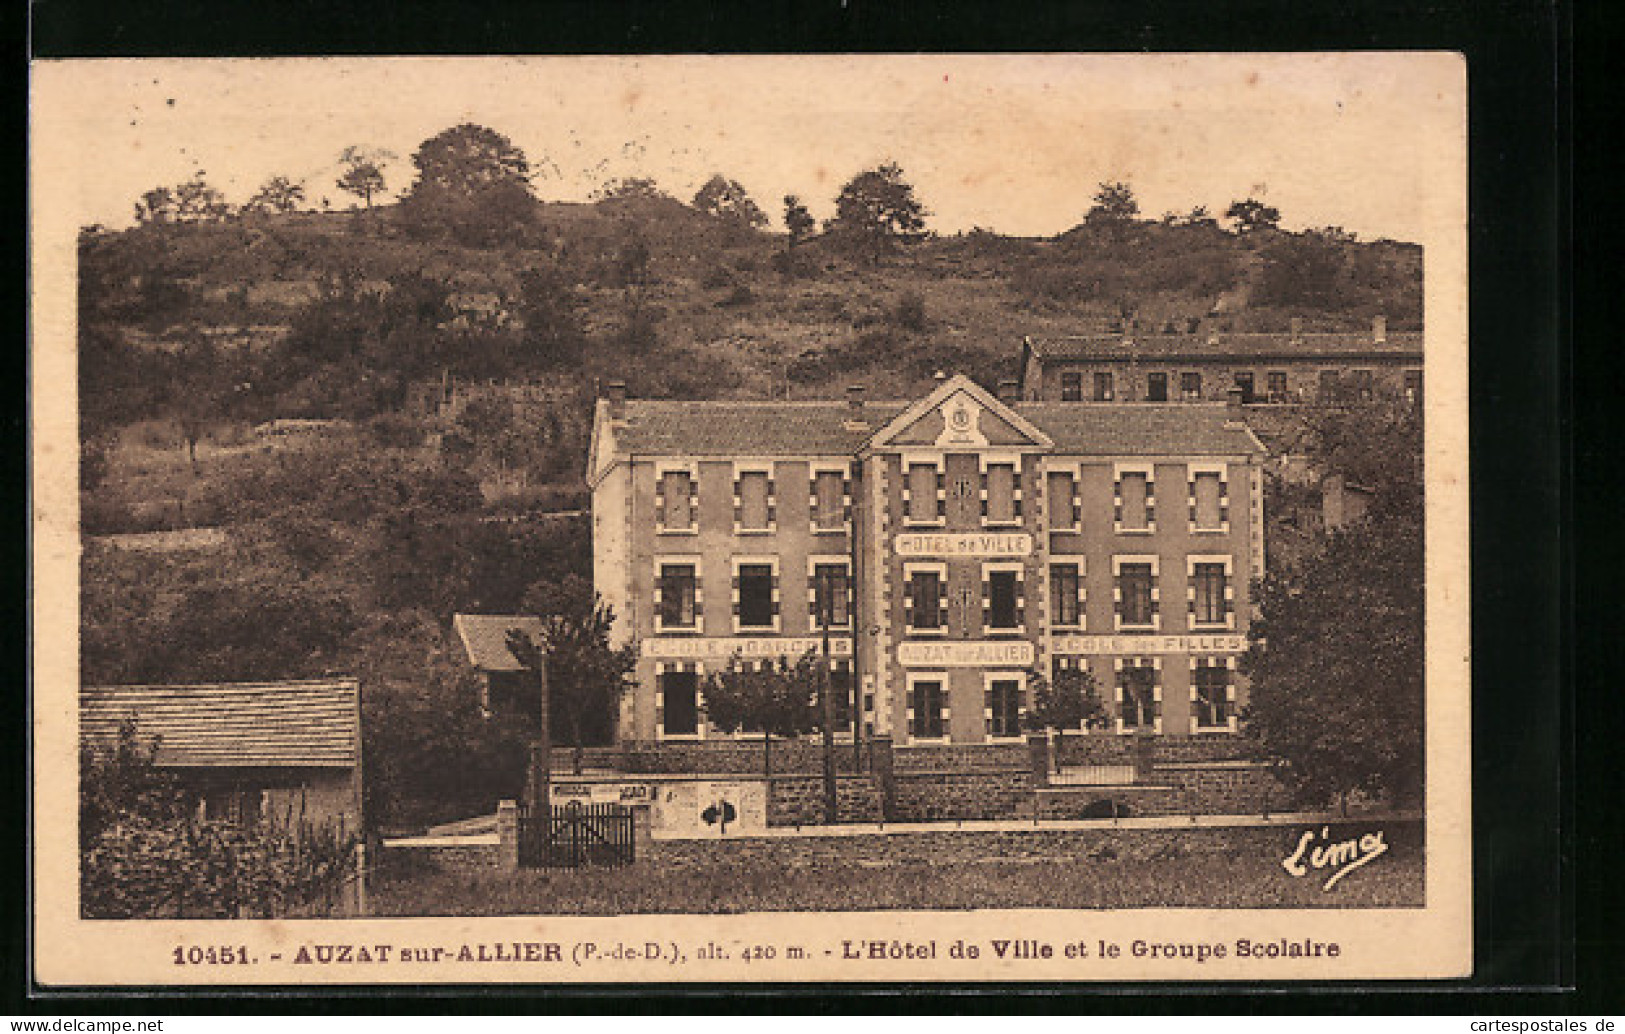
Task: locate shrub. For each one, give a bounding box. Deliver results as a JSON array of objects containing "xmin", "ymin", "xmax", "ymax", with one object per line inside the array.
[
  {"xmin": 894, "ymin": 290, "xmax": 928, "ymax": 332},
  {"xmin": 716, "ymin": 284, "xmax": 755, "ymax": 308}
]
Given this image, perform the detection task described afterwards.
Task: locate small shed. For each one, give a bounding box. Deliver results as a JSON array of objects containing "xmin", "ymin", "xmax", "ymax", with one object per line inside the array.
[
  {"xmin": 80, "ymin": 678, "xmax": 364, "ymax": 834},
  {"xmin": 452, "ymin": 614, "xmax": 548, "ymax": 721}
]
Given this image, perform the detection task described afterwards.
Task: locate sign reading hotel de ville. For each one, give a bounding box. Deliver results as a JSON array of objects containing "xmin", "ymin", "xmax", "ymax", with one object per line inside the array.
[{"xmin": 894, "ymin": 532, "xmax": 1033, "ymax": 557}]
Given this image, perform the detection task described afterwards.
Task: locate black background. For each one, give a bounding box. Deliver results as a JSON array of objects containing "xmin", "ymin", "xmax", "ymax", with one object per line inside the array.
[{"xmin": 16, "ymin": 0, "xmax": 1585, "ymax": 1014}]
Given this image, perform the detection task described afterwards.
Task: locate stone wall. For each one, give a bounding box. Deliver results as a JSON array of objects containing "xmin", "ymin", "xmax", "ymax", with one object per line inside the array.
[
  {"xmin": 893, "ymin": 742, "xmax": 1029, "ymax": 773},
  {"xmin": 1034, "ymin": 785, "xmax": 1183, "ymax": 819},
  {"xmin": 891, "ymin": 771, "xmax": 1035, "ymax": 822},
  {"xmin": 616, "ymin": 739, "xmax": 871, "ymax": 775},
  {"xmin": 768, "ymin": 775, "xmax": 885, "ymax": 826},
  {"xmin": 1150, "ymin": 761, "xmax": 1286, "ymax": 814}
]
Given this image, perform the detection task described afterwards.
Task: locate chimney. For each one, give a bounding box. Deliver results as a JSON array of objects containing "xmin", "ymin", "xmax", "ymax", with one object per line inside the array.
[
  {"xmin": 843, "ymin": 384, "xmax": 872, "ymax": 432},
  {"xmin": 1372, "ymin": 314, "xmax": 1388, "ymax": 344},
  {"xmin": 1289, "ymin": 317, "xmax": 1303, "ymax": 342},
  {"xmin": 605, "ymin": 380, "xmax": 628, "ymax": 418},
  {"xmin": 997, "ymin": 379, "xmax": 1020, "ymax": 404},
  {"xmin": 1226, "ymin": 386, "xmax": 1245, "ymax": 425},
  {"xmin": 1206, "ymin": 320, "xmax": 1221, "ymax": 346}
]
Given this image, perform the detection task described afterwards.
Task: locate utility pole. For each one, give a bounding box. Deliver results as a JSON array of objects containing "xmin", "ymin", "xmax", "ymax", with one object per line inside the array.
[
  {"xmin": 818, "ymin": 574, "xmax": 839, "ymax": 824},
  {"xmin": 508, "ymin": 630, "xmax": 550, "ymax": 815}
]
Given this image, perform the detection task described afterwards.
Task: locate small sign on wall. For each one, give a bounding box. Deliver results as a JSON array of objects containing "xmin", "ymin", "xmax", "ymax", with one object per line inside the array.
[{"xmin": 652, "ymin": 780, "xmax": 767, "ymax": 839}]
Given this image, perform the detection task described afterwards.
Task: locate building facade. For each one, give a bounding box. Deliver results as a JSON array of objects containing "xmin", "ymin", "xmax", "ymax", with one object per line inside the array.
[
  {"xmin": 1018, "ymin": 317, "xmax": 1422, "ymax": 407},
  {"xmin": 80, "ymin": 679, "xmax": 365, "ymax": 833},
  {"xmin": 588, "ymin": 375, "xmax": 1267, "ymax": 748}
]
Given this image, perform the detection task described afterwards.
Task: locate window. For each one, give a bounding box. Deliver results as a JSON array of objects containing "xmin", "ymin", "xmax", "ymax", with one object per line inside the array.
[
  {"xmin": 1267, "ymin": 371, "xmax": 1288, "ymax": 401},
  {"xmin": 1119, "ymin": 664, "xmax": 1157, "ymax": 730},
  {"xmin": 1192, "ymin": 563, "xmax": 1228, "ymax": 626},
  {"xmin": 1180, "ymin": 372, "xmax": 1203, "ymax": 401},
  {"xmin": 659, "ymin": 669, "xmax": 700, "ymax": 736},
  {"xmin": 910, "ymin": 679, "xmax": 945, "ymax": 739},
  {"xmin": 736, "ymin": 470, "xmax": 771, "ymax": 532},
  {"xmin": 1404, "ymin": 369, "xmax": 1423, "ymax": 407},
  {"xmin": 831, "ymin": 664, "xmax": 855, "ymax": 732},
  {"xmin": 988, "ymin": 679, "xmax": 1022, "ymax": 738},
  {"xmin": 1047, "ymin": 470, "xmax": 1078, "ymax": 530},
  {"xmin": 1193, "ymin": 663, "xmax": 1231, "ymax": 729},
  {"xmin": 1093, "ymin": 372, "xmax": 1114, "ymax": 401},
  {"xmin": 1116, "ymin": 562, "xmax": 1156, "ymax": 629},
  {"xmin": 658, "ymin": 469, "xmax": 695, "ymax": 532},
  {"xmin": 812, "ymin": 470, "xmax": 846, "ymax": 531},
  {"xmin": 1233, "ymin": 372, "xmax": 1255, "ymax": 403},
  {"xmin": 1352, "ymin": 370, "xmax": 1375, "ymax": 401},
  {"xmin": 906, "ymin": 462, "xmax": 942, "ymax": 524},
  {"xmin": 1192, "ymin": 471, "xmax": 1225, "ymax": 530},
  {"xmin": 1061, "ymin": 372, "xmax": 1083, "ymax": 402},
  {"xmin": 1116, "ymin": 469, "xmax": 1153, "ymax": 532},
  {"xmin": 811, "ymin": 562, "xmax": 851, "ymax": 628},
  {"xmin": 984, "ymin": 462, "xmax": 1017, "ymax": 524},
  {"xmin": 1319, "ymin": 369, "xmax": 1341, "ymax": 401},
  {"xmin": 657, "ymin": 563, "xmax": 698, "ymax": 630},
  {"xmin": 986, "ymin": 569, "xmax": 1021, "ymax": 630},
  {"xmin": 1050, "ymin": 563, "xmax": 1082, "ymax": 628},
  {"xmin": 736, "ymin": 563, "xmax": 776, "ymax": 629},
  {"xmin": 907, "ymin": 569, "xmax": 945, "ymax": 631},
  {"xmin": 1146, "ymin": 373, "xmax": 1169, "ymax": 402}
]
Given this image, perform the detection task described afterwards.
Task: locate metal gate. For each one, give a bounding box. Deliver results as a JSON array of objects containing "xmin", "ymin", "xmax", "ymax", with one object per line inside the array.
[{"xmin": 518, "ymin": 801, "xmax": 635, "ymax": 868}]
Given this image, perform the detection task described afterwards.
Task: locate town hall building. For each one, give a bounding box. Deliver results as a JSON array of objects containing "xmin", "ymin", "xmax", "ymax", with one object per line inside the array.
[{"xmin": 587, "ymin": 375, "xmax": 1267, "ymax": 749}]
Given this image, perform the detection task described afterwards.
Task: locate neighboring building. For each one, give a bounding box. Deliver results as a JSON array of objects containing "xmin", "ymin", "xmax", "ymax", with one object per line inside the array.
[
  {"xmin": 452, "ymin": 613, "xmax": 548, "ymax": 721},
  {"xmin": 1018, "ymin": 316, "xmax": 1422, "ymax": 407},
  {"xmin": 80, "ymin": 679, "xmax": 364, "ymax": 833},
  {"xmin": 588, "ymin": 374, "xmax": 1268, "ymax": 747}
]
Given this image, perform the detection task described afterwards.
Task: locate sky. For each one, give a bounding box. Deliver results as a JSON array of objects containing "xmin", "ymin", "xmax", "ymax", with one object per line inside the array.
[{"xmin": 33, "ymin": 54, "xmax": 1463, "ymax": 242}]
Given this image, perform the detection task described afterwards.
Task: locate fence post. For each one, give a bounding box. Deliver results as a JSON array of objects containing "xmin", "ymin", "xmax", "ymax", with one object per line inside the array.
[
  {"xmin": 1027, "ymin": 732, "xmax": 1052, "ymax": 785},
  {"xmin": 869, "ymin": 735, "xmax": 896, "ymax": 821},
  {"xmin": 354, "ymin": 841, "xmax": 368, "ymax": 916},
  {"xmin": 496, "ymin": 799, "xmax": 520, "ymax": 870}
]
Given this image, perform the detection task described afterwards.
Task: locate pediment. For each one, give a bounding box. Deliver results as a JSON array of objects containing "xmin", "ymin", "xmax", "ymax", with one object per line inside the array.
[{"xmin": 867, "ymin": 375, "xmax": 1051, "ymax": 452}]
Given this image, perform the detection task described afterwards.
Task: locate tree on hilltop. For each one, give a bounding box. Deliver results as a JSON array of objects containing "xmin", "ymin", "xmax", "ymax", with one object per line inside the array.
[
  {"xmin": 823, "ymin": 162, "xmax": 929, "ymax": 264},
  {"xmin": 1226, "ymin": 197, "xmax": 1281, "ymax": 235},
  {"xmin": 783, "ymin": 194, "xmax": 815, "ymax": 245},
  {"xmin": 691, "ymin": 175, "xmax": 768, "ymax": 230},
  {"xmin": 335, "ymin": 146, "xmax": 392, "ymax": 211},
  {"xmin": 244, "ymin": 175, "xmax": 307, "ymax": 215},
  {"xmin": 398, "ymin": 124, "xmax": 537, "ymax": 245}
]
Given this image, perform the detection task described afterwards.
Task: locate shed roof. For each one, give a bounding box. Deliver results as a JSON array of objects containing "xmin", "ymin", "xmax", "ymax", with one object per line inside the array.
[
  {"xmin": 452, "ymin": 614, "xmax": 549, "ymax": 672},
  {"xmin": 80, "ymin": 679, "xmax": 359, "ymax": 769}
]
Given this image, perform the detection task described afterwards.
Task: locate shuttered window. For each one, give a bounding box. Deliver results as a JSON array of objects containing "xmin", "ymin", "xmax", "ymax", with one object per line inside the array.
[
  {"xmin": 1120, "ymin": 472, "xmax": 1149, "ymax": 530},
  {"xmin": 738, "ymin": 471, "xmax": 770, "ymax": 530},
  {"xmin": 1194, "ymin": 472, "xmax": 1223, "ymax": 530},
  {"xmin": 985, "ymin": 463, "xmax": 1017, "ymax": 524}
]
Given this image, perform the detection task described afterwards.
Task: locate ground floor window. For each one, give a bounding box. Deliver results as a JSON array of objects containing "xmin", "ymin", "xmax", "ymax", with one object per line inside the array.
[
  {"xmin": 830, "ymin": 664, "xmax": 855, "ymax": 732},
  {"xmin": 910, "ymin": 679, "xmax": 945, "ymax": 739},
  {"xmin": 988, "ymin": 678, "xmax": 1022, "ymax": 738},
  {"xmin": 1193, "ymin": 663, "xmax": 1231, "ymax": 728},
  {"xmin": 660, "ymin": 669, "xmax": 700, "ymax": 736},
  {"xmin": 1119, "ymin": 664, "xmax": 1157, "ymax": 729}
]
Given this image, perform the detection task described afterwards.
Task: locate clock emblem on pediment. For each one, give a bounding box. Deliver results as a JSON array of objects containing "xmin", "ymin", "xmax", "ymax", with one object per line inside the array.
[{"xmin": 936, "ymin": 394, "xmax": 988, "ymax": 447}]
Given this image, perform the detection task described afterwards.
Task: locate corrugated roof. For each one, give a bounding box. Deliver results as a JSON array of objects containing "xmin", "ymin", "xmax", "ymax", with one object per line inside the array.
[
  {"xmin": 1028, "ymin": 331, "xmax": 1423, "ymax": 361},
  {"xmin": 80, "ymin": 680, "xmax": 359, "ymax": 769},
  {"xmin": 453, "ymin": 614, "xmax": 549, "ymax": 672},
  {"xmin": 607, "ymin": 397, "xmax": 1262, "ymax": 457}
]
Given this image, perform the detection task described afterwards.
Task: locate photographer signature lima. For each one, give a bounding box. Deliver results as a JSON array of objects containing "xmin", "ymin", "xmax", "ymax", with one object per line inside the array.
[{"xmin": 1281, "ymin": 826, "xmax": 1389, "ymax": 890}]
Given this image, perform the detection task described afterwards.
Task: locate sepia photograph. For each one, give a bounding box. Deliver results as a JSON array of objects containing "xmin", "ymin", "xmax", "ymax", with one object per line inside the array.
[{"xmin": 31, "ymin": 53, "xmax": 1470, "ymax": 984}]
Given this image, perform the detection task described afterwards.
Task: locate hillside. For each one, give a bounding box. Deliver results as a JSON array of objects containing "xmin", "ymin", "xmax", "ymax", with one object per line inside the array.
[{"xmin": 75, "ymin": 195, "xmax": 1423, "ymax": 829}]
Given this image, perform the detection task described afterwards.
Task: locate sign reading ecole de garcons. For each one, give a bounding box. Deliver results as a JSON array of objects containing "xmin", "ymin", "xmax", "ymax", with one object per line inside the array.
[{"xmin": 641, "ymin": 637, "xmax": 855, "ymax": 660}]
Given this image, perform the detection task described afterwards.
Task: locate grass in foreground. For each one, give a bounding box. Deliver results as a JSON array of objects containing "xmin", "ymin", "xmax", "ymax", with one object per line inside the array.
[{"xmin": 369, "ymin": 823, "xmax": 1424, "ymax": 916}]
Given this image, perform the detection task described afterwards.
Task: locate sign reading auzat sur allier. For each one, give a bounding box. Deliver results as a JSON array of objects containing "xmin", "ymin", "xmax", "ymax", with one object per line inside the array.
[
  {"xmin": 893, "ymin": 532, "xmax": 1033, "ymax": 557},
  {"xmin": 641, "ymin": 637, "xmax": 854, "ymax": 659},
  {"xmin": 897, "ymin": 640, "xmax": 1036, "ymax": 667}
]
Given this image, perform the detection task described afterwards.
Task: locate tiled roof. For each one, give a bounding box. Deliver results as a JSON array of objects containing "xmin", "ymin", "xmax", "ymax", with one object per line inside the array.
[
  {"xmin": 607, "ymin": 398, "xmax": 1262, "ymax": 457},
  {"xmin": 80, "ymin": 680, "xmax": 359, "ymax": 769},
  {"xmin": 453, "ymin": 614, "xmax": 549, "ymax": 672},
  {"xmin": 1028, "ymin": 332, "xmax": 1423, "ymax": 361},
  {"xmin": 1019, "ymin": 404, "xmax": 1266, "ymax": 456},
  {"xmin": 609, "ymin": 401, "xmax": 908, "ymax": 457}
]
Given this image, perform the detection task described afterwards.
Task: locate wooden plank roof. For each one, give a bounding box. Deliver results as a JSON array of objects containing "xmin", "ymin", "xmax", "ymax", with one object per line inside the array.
[
  {"xmin": 80, "ymin": 679, "xmax": 359, "ymax": 769},
  {"xmin": 452, "ymin": 614, "xmax": 548, "ymax": 672}
]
